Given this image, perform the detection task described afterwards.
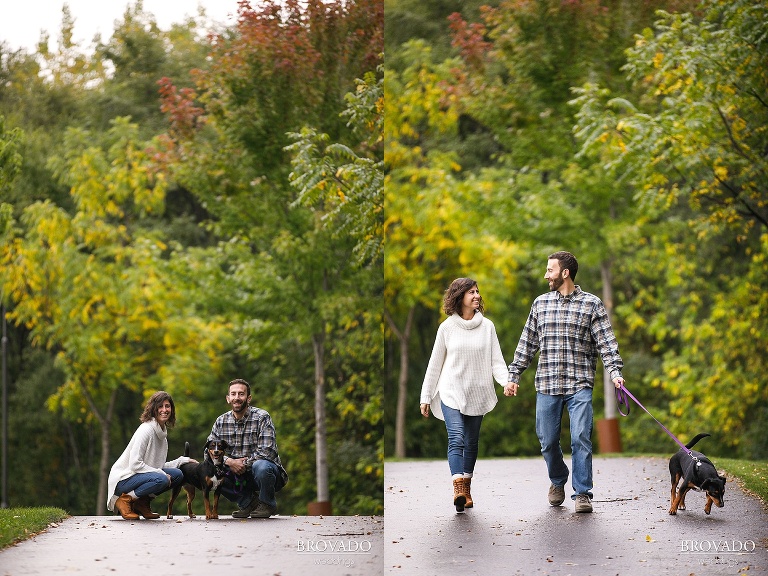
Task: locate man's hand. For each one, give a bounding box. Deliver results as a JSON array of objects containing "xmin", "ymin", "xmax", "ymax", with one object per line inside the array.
[
  {"xmin": 504, "ymin": 383, "xmax": 518, "ymax": 397},
  {"xmin": 226, "ymin": 457, "xmax": 248, "ymax": 475},
  {"xmin": 612, "ymin": 377, "xmax": 625, "ymax": 389}
]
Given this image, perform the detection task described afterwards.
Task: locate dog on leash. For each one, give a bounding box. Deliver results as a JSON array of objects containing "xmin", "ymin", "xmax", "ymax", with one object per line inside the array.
[
  {"xmin": 167, "ymin": 440, "xmax": 230, "ymax": 520},
  {"xmin": 669, "ymin": 433, "xmax": 726, "ymax": 515}
]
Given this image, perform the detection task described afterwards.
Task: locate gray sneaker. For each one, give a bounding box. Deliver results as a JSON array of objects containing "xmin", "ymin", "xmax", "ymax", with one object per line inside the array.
[
  {"xmin": 548, "ymin": 484, "xmax": 565, "ymax": 506},
  {"xmin": 575, "ymin": 494, "xmax": 593, "ymax": 513},
  {"xmin": 231, "ymin": 498, "xmax": 259, "ymax": 518},
  {"xmin": 250, "ymin": 501, "xmax": 277, "ymax": 518}
]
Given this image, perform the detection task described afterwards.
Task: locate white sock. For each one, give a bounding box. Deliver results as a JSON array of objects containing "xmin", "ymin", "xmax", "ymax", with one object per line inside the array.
[
  {"xmin": 462, "ymin": 473, "xmax": 473, "ymax": 479},
  {"xmin": 127, "ymin": 491, "xmax": 137, "ymax": 499},
  {"xmin": 451, "ymin": 473, "xmax": 463, "ymax": 480}
]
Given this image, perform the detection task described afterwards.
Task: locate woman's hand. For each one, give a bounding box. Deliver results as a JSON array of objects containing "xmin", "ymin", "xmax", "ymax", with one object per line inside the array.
[
  {"xmin": 420, "ymin": 403, "xmax": 430, "ymax": 418},
  {"xmin": 504, "ymin": 383, "xmax": 518, "ymax": 397}
]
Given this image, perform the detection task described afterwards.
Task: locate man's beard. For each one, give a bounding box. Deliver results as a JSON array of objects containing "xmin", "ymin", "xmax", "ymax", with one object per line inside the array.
[{"xmin": 549, "ymin": 273, "xmax": 564, "ymax": 292}]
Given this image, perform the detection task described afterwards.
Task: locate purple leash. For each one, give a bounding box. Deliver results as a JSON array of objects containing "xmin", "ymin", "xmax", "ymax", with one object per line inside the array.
[{"xmin": 615, "ymin": 384, "xmax": 693, "ymax": 457}]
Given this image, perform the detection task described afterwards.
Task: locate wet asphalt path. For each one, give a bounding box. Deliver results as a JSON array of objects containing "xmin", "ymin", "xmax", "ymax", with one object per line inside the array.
[
  {"xmin": 385, "ymin": 457, "xmax": 768, "ymax": 576},
  {"xmin": 0, "ymin": 514, "xmax": 383, "ymax": 576}
]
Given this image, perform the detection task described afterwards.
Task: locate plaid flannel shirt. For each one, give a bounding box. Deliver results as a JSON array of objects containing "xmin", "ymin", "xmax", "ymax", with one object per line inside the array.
[
  {"xmin": 507, "ymin": 286, "xmax": 623, "ymax": 395},
  {"xmin": 208, "ymin": 406, "xmax": 288, "ymax": 484}
]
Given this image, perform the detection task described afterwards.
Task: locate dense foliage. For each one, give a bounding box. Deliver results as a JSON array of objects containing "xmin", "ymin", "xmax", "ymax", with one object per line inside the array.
[
  {"xmin": 1, "ymin": 0, "xmax": 382, "ymax": 516},
  {"xmin": 385, "ymin": 0, "xmax": 768, "ymax": 461}
]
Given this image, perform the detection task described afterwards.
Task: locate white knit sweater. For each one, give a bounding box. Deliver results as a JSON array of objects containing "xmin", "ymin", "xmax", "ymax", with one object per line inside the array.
[
  {"xmin": 420, "ymin": 312, "xmax": 508, "ymax": 420},
  {"xmin": 106, "ymin": 419, "xmax": 190, "ymax": 511}
]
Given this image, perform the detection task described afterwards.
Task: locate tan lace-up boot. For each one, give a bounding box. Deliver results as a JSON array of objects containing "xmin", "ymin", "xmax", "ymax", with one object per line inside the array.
[
  {"xmin": 463, "ymin": 477, "xmax": 473, "ymax": 508},
  {"xmin": 133, "ymin": 495, "xmax": 160, "ymax": 519},
  {"xmin": 115, "ymin": 494, "xmax": 139, "ymax": 520},
  {"xmin": 452, "ymin": 478, "xmax": 467, "ymax": 512}
]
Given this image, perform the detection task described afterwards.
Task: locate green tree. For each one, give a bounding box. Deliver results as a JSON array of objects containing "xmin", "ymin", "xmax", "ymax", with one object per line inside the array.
[
  {"xmin": 572, "ymin": 0, "xmax": 768, "ymax": 456},
  {"xmin": 384, "ymin": 42, "xmax": 519, "ymax": 457},
  {"xmin": 1, "ymin": 119, "xmax": 233, "ymax": 513},
  {"xmin": 157, "ymin": 0, "xmax": 384, "ymax": 512},
  {"xmin": 287, "ymin": 67, "xmax": 384, "ymax": 265}
]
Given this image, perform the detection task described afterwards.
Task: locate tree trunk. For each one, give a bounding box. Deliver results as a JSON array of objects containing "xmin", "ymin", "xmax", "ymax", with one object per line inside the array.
[
  {"xmin": 386, "ymin": 306, "xmax": 415, "ymax": 459},
  {"xmin": 312, "ymin": 331, "xmax": 329, "ymax": 503},
  {"xmin": 94, "ymin": 387, "xmax": 118, "ymax": 515},
  {"xmin": 601, "ymin": 260, "xmax": 616, "ymax": 419}
]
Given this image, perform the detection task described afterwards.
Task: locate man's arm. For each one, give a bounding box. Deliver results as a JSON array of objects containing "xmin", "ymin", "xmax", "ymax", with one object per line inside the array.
[
  {"xmin": 590, "ymin": 300, "xmax": 624, "ymax": 381},
  {"xmin": 245, "ymin": 411, "xmax": 280, "ymax": 466},
  {"xmin": 507, "ymin": 306, "xmax": 539, "ymax": 384}
]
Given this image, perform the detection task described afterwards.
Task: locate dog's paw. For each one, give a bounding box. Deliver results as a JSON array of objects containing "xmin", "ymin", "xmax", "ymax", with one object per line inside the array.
[
  {"xmin": 678, "ymin": 504, "xmax": 686, "ymax": 511},
  {"xmin": 668, "ymin": 509, "xmax": 677, "ymax": 515}
]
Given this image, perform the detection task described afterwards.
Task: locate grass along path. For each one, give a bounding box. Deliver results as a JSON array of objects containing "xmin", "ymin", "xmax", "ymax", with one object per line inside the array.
[{"xmin": 0, "ymin": 507, "xmax": 68, "ymax": 550}]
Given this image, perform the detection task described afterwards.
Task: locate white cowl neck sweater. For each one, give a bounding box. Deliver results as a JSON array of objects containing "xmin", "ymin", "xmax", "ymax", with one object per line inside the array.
[
  {"xmin": 420, "ymin": 312, "xmax": 508, "ymax": 421},
  {"xmin": 106, "ymin": 418, "xmax": 191, "ymax": 511}
]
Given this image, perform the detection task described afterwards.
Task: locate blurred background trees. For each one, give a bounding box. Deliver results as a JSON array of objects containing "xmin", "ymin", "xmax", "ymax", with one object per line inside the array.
[
  {"xmin": 384, "ymin": 0, "xmax": 768, "ymax": 461},
  {"xmin": 1, "ymin": 0, "xmax": 382, "ymax": 515}
]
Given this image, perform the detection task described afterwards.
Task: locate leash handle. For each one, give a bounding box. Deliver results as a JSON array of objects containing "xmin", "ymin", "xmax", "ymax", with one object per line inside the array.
[
  {"xmin": 615, "ymin": 383, "xmax": 692, "ymax": 455},
  {"xmin": 615, "ymin": 386, "xmax": 630, "ymax": 417}
]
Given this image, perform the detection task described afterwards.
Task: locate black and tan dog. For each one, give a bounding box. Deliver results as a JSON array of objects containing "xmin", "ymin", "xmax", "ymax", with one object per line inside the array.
[
  {"xmin": 669, "ymin": 433, "xmax": 726, "ymax": 515},
  {"xmin": 167, "ymin": 440, "xmax": 230, "ymax": 520}
]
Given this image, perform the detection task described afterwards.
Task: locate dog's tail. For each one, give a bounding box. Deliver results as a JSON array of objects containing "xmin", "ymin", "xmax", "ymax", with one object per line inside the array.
[
  {"xmin": 184, "ymin": 441, "xmax": 190, "ymax": 457},
  {"xmin": 685, "ymin": 433, "xmax": 711, "ymax": 449}
]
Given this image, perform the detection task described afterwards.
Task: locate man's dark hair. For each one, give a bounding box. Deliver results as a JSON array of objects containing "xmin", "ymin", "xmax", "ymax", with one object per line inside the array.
[
  {"xmin": 549, "ymin": 251, "xmax": 578, "ymax": 281},
  {"xmin": 443, "ymin": 277, "xmax": 484, "ymax": 316},
  {"xmin": 229, "ymin": 378, "xmax": 251, "ymax": 396}
]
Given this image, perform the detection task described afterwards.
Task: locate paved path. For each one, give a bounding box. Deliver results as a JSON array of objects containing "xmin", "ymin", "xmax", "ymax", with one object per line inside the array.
[
  {"xmin": 385, "ymin": 457, "xmax": 768, "ymax": 576},
  {"xmin": 1, "ymin": 514, "xmax": 383, "ymax": 576}
]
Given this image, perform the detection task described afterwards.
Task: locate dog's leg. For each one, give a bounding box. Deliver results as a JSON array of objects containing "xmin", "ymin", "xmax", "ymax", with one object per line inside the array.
[
  {"xmin": 212, "ymin": 489, "xmax": 221, "ymax": 520},
  {"xmin": 669, "ymin": 473, "xmax": 682, "ymax": 515},
  {"xmin": 185, "ymin": 486, "xmax": 197, "ymax": 518},
  {"xmin": 167, "ymin": 484, "xmax": 182, "ymax": 519},
  {"xmin": 678, "ymin": 483, "xmax": 690, "ymax": 511},
  {"xmin": 670, "ymin": 485, "xmax": 689, "ymax": 515},
  {"xmin": 704, "ymin": 495, "xmax": 713, "ymax": 515},
  {"xmin": 203, "ymin": 489, "xmax": 213, "ymax": 520}
]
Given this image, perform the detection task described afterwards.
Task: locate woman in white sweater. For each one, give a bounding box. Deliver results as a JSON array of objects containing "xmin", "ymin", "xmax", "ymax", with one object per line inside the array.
[
  {"xmin": 420, "ymin": 278, "xmax": 508, "ymax": 512},
  {"xmin": 107, "ymin": 391, "xmax": 193, "ymax": 519}
]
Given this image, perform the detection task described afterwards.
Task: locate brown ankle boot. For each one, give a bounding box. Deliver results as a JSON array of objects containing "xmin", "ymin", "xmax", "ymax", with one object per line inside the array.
[
  {"xmin": 452, "ymin": 478, "xmax": 467, "ymax": 512},
  {"xmin": 463, "ymin": 477, "xmax": 473, "ymax": 508},
  {"xmin": 115, "ymin": 493, "xmax": 139, "ymax": 520},
  {"xmin": 133, "ymin": 496, "xmax": 160, "ymax": 519}
]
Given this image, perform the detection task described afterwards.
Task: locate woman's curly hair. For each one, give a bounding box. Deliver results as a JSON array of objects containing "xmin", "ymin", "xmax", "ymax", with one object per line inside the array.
[
  {"xmin": 442, "ymin": 277, "xmax": 484, "ymax": 316},
  {"xmin": 140, "ymin": 391, "xmax": 177, "ymax": 428}
]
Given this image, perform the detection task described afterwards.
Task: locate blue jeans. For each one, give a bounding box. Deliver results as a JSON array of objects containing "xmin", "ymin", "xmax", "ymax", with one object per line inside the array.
[
  {"xmin": 115, "ymin": 468, "xmax": 184, "ymax": 498},
  {"xmin": 535, "ymin": 388, "xmax": 594, "ymax": 499},
  {"xmin": 441, "ymin": 401, "xmax": 484, "ymax": 476},
  {"xmin": 219, "ymin": 459, "xmax": 286, "ymax": 509}
]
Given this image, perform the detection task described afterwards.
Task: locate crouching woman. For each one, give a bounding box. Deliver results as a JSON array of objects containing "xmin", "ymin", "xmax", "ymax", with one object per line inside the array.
[{"xmin": 107, "ymin": 391, "xmax": 193, "ymax": 520}]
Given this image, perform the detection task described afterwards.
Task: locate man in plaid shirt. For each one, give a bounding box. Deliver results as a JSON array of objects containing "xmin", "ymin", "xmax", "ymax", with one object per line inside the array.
[
  {"xmin": 208, "ymin": 378, "xmax": 288, "ymax": 518},
  {"xmin": 503, "ymin": 251, "xmax": 625, "ymax": 513}
]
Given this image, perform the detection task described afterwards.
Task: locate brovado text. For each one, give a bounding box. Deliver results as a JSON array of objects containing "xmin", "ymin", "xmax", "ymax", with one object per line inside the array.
[
  {"xmin": 297, "ymin": 539, "xmax": 372, "ymax": 554},
  {"xmin": 680, "ymin": 540, "xmax": 756, "ymax": 554}
]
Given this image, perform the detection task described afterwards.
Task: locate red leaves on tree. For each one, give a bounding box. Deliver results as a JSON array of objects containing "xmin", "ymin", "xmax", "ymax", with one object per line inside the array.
[
  {"xmin": 157, "ymin": 76, "xmax": 204, "ymax": 142},
  {"xmin": 448, "ymin": 12, "xmax": 492, "ymax": 71}
]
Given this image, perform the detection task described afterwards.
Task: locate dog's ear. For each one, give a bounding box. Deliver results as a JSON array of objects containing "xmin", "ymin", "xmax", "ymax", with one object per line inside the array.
[
  {"xmin": 221, "ymin": 439, "xmax": 230, "ymax": 450},
  {"xmin": 719, "ymin": 475, "xmax": 726, "ymax": 483}
]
